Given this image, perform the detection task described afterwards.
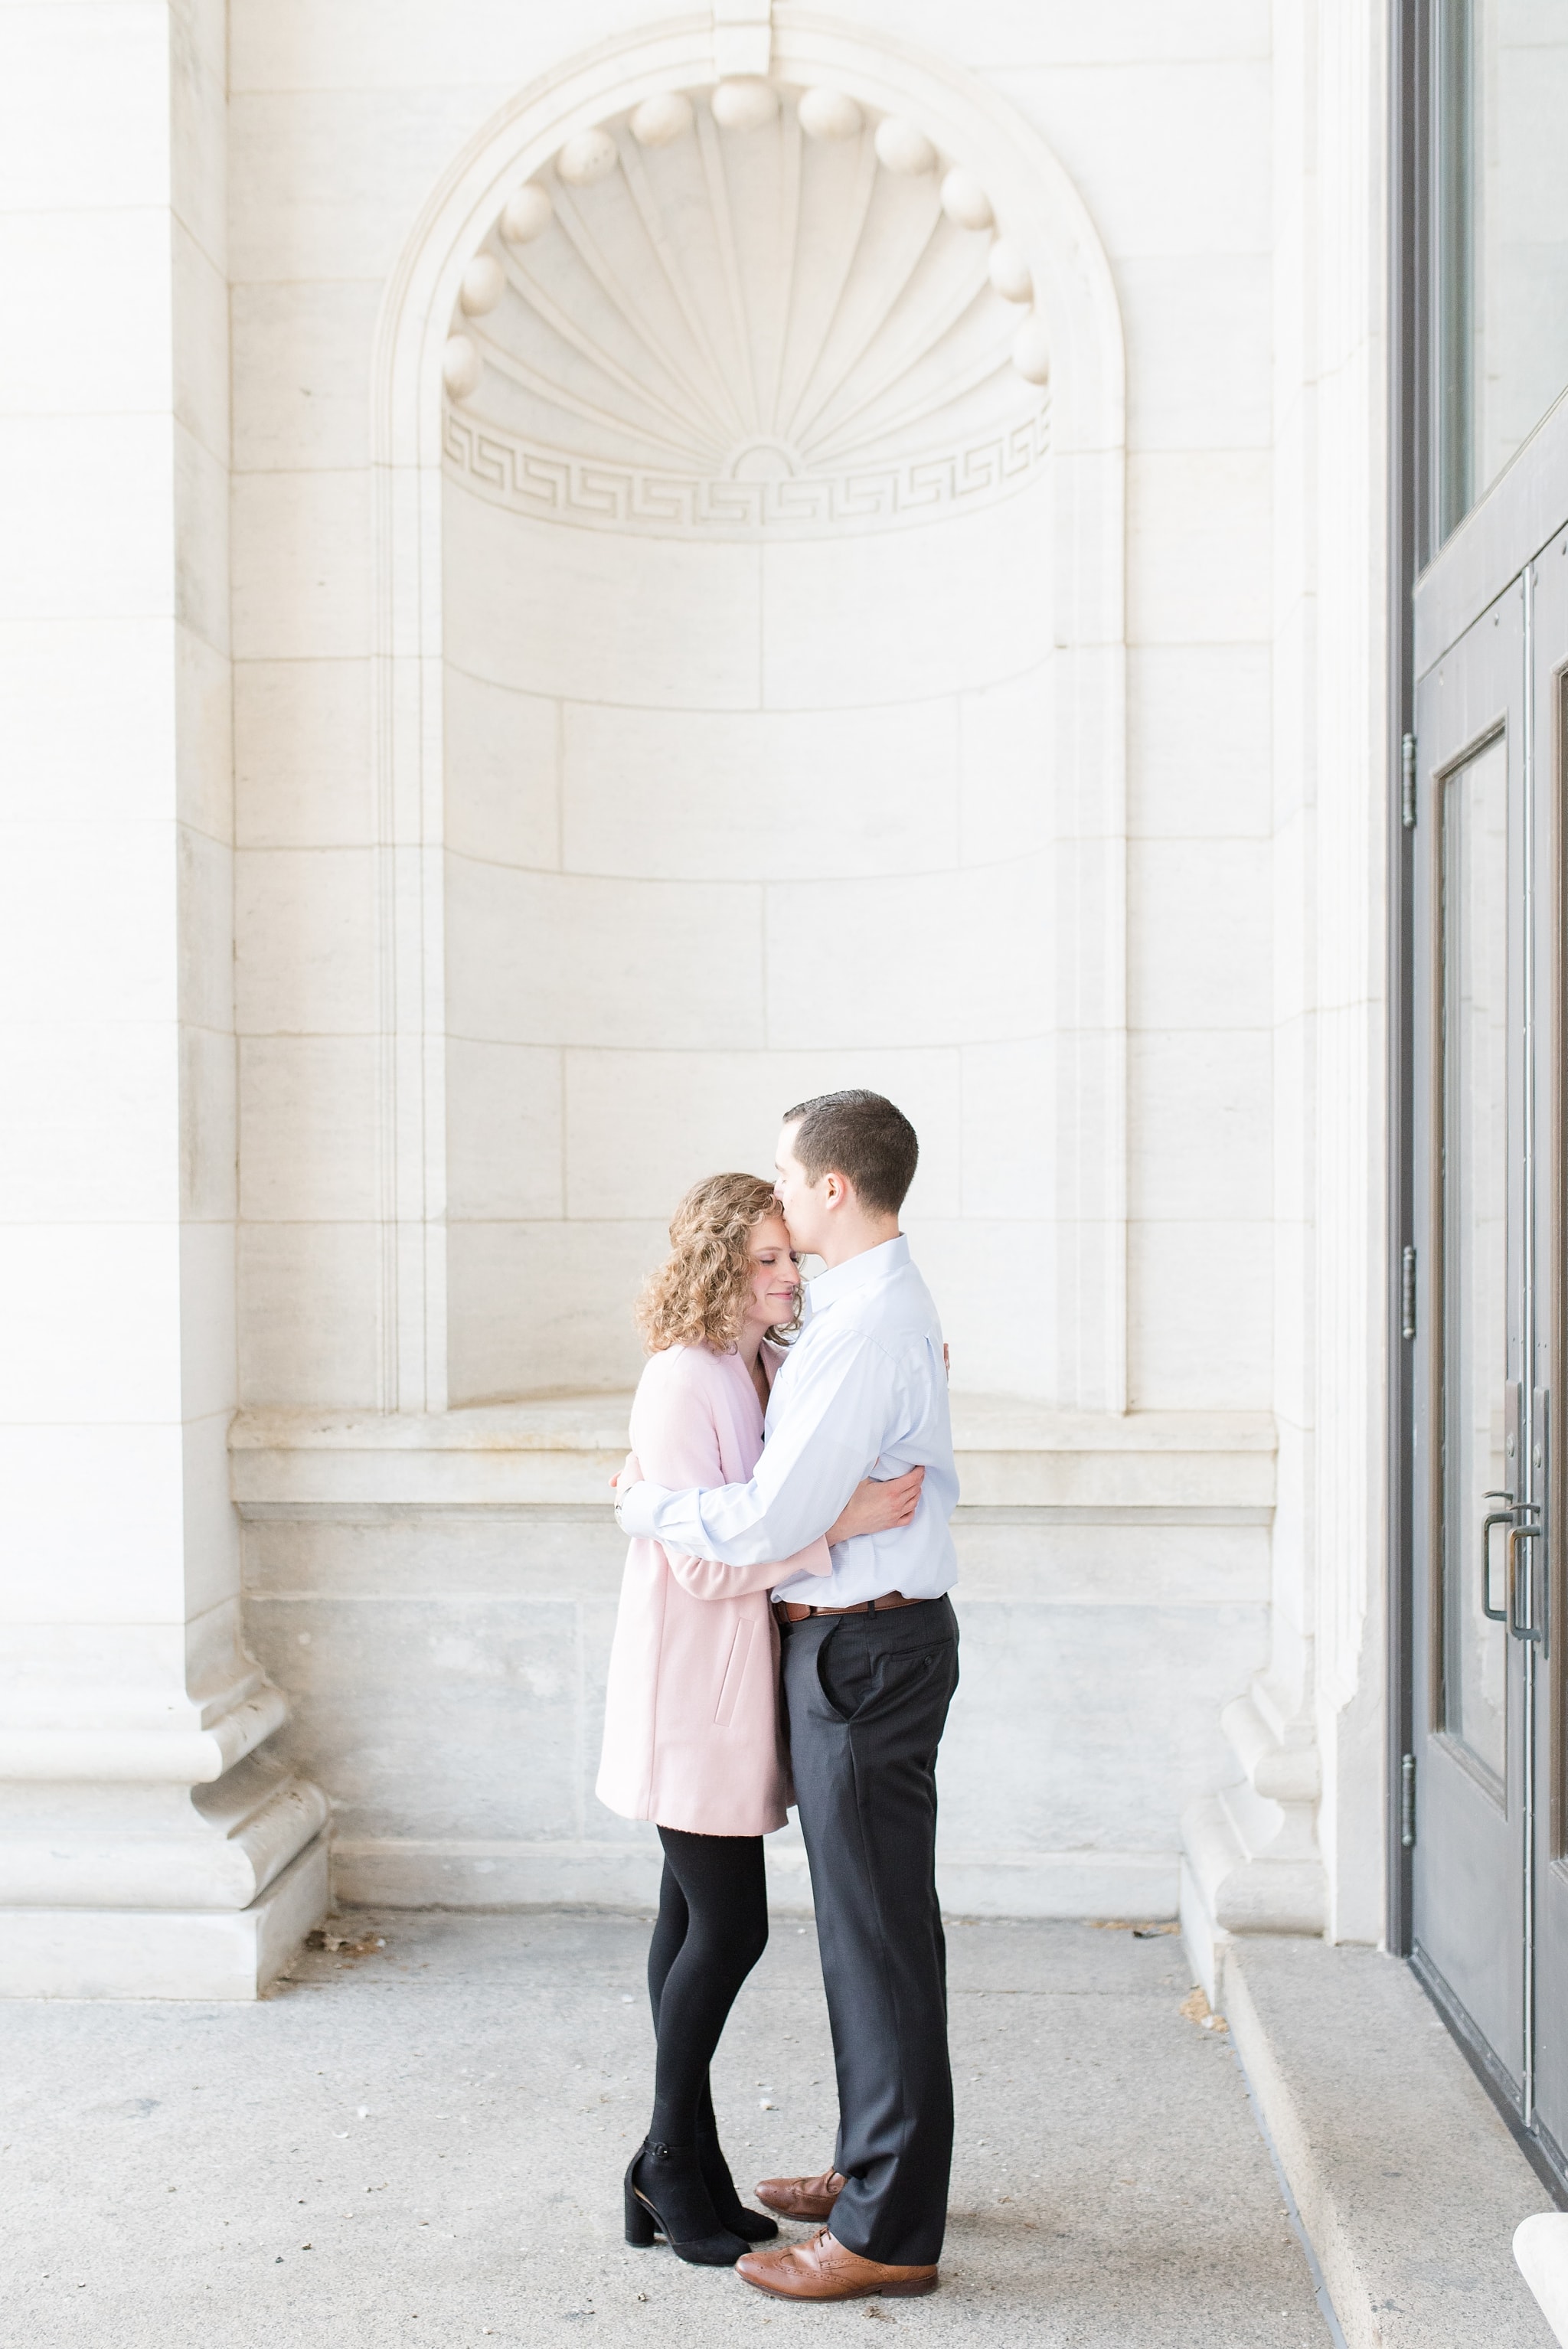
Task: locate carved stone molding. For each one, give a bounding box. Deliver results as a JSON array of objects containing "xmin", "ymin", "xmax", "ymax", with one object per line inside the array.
[
  {"xmin": 442, "ymin": 403, "xmax": 1050, "ymax": 537},
  {"xmin": 440, "ymin": 77, "xmax": 1050, "ymax": 541}
]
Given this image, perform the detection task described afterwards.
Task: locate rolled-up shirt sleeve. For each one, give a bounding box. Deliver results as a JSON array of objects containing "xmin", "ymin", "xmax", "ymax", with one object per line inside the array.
[{"xmin": 617, "ymin": 1328, "xmax": 901, "ymax": 1567}]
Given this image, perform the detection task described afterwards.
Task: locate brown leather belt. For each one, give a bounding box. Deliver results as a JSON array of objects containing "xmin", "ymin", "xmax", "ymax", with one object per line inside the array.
[{"xmin": 773, "ymin": 1590, "xmax": 923, "ymax": 1625}]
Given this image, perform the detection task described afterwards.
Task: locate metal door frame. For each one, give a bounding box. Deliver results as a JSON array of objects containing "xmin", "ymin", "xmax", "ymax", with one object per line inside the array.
[
  {"xmin": 1408, "ymin": 583, "xmax": 1530, "ymax": 2105},
  {"xmin": 1390, "ymin": 0, "xmax": 1568, "ymax": 2197}
]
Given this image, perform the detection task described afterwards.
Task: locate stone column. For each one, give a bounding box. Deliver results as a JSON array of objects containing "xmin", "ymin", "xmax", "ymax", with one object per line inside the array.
[
  {"xmin": 0, "ymin": 1, "xmax": 326, "ymax": 1998},
  {"xmin": 1182, "ymin": 0, "xmax": 1390, "ymax": 1988}
]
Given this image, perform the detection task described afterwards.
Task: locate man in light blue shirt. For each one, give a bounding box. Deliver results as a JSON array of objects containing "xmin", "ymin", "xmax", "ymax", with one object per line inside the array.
[{"xmin": 616, "ymin": 1090, "xmax": 960, "ymax": 2302}]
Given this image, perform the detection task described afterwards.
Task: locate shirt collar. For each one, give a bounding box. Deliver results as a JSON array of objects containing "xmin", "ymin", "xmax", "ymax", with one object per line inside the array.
[{"xmin": 804, "ymin": 1233, "xmax": 908, "ymax": 1318}]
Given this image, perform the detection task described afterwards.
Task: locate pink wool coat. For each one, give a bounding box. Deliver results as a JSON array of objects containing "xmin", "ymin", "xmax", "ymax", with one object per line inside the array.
[{"xmin": 595, "ymin": 1340, "xmax": 832, "ymax": 1837}]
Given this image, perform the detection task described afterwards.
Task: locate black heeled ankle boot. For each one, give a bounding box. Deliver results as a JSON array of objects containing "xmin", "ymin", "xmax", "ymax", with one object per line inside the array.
[
  {"xmin": 697, "ymin": 2129, "xmax": 777, "ymax": 2242},
  {"xmin": 623, "ymin": 2139, "xmax": 747, "ymax": 2266}
]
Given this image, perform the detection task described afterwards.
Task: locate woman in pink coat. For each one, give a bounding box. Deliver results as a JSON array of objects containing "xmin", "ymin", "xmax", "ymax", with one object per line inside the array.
[{"xmin": 597, "ymin": 1172, "xmax": 922, "ymax": 2269}]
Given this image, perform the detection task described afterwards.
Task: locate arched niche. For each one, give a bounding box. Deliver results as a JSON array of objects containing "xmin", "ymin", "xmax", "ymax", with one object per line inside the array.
[{"xmin": 371, "ymin": 18, "xmax": 1126, "ymax": 1416}]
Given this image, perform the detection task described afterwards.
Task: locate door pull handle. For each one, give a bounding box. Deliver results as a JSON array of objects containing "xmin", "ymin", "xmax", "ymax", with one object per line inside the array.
[
  {"xmin": 1507, "ymin": 1519, "xmax": 1543, "ymax": 1644},
  {"xmin": 1482, "ymin": 1504, "xmax": 1518, "ymax": 1621}
]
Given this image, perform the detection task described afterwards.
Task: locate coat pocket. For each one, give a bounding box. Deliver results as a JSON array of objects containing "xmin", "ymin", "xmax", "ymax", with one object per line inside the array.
[{"xmin": 714, "ymin": 1615, "xmax": 756, "ymax": 1728}]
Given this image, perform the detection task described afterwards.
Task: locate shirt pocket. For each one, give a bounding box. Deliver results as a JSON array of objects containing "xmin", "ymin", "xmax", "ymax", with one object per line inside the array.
[{"xmin": 714, "ymin": 1615, "xmax": 756, "ymax": 1728}]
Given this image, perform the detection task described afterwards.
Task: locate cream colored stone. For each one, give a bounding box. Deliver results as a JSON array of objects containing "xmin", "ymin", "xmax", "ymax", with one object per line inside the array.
[
  {"xmin": 239, "ymin": 1037, "xmax": 381, "ymax": 1220},
  {"xmin": 500, "ymin": 181, "xmax": 553, "ymax": 243},
  {"xmin": 874, "ymin": 117, "xmax": 937, "ymax": 175},
  {"xmin": 1012, "ymin": 312, "xmax": 1052, "ymax": 384},
  {"xmin": 561, "ymin": 1047, "xmax": 962, "ymax": 1221},
  {"xmin": 175, "ymin": 626, "xmax": 234, "ymax": 845},
  {"xmin": 1126, "ymin": 451, "xmax": 1272, "ymax": 645},
  {"xmin": 1119, "ymin": 253, "xmax": 1272, "ymax": 452},
  {"xmin": 0, "ymin": 1838, "xmax": 327, "ymax": 2001},
  {"xmin": 759, "ymin": 492, "xmax": 1051, "ymax": 710},
  {"xmin": 959, "ymin": 1037, "xmax": 1057, "ymax": 1220},
  {"xmin": 1129, "ymin": 1031, "xmax": 1271, "ymax": 1222},
  {"xmin": 1128, "ymin": 839, "xmax": 1271, "ymax": 1031},
  {"xmin": 1002, "ymin": 55, "xmax": 1271, "ymax": 261},
  {"xmin": 629, "ymin": 91, "xmax": 693, "ymax": 147},
  {"xmin": 941, "ymin": 167, "xmax": 994, "ymax": 230},
  {"xmin": 987, "ymin": 237, "xmax": 1034, "ymax": 302},
  {"xmin": 766, "ymin": 856, "xmax": 1051, "ymax": 1052},
  {"xmin": 458, "ymin": 253, "xmax": 505, "ymax": 315},
  {"xmin": 442, "ymin": 333, "xmax": 482, "ymax": 398},
  {"xmin": 1129, "ymin": 1219, "xmax": 1272, "ymax": 1411},
  {"xmin": 446, "ymin": 1223, "xmax": 658, "ymax": 1401},
  {"xmin": 555, "ymin": 126, "xmax": 617, "ymax": 185},
  {"xmin": 445, "ymin": 668, "xmax": 560, "ymax": 871},
  {"xmin": 1126, "ymin": 645, "xmax": 1271, "ymax": 839},
  {"xmin": 172, "ymin": 221, "xmax": 229, "ymax": 470},
  {"xmin": 447, "ymin": 1041, "xmax": 564, "ymax": 1220},
  {"xmin": 181, "ymin": 1024, "xmax": 240, "ymax": 1224},
  {"xmin": 238, "ymin": 1221, "xmax": 383, "ymax": 1406},
  {"xmin": 711, "ymin": 77, "xmax": 778, "ymax": 129},
  {"xmin": 445, "ymin": 860, "xmax": 765, "ymax": 1052},
  {"xmin": 235, "ymin": 660, "xmax": 374, "ymax": 848},
  {"xmin": 227, "ymin": 88, "xmax": 507, "ymax": 282},
  {"xmin": 560, "ymin": 699, "xmax": 958, "ymax": 880},
  {"xmin": 445, "ymin": 492, "xmax": 763, "ymax": 707},
  {"xmin": 231, "ymin": 469, "xmax": 371, "ymax": 661},
  {"xmin": 959, "ymin": 661, "xmax": 1054, "ymax": 864},
  {"xmin": 798, "ymin": 87, "xmax": 862, "ymax": 140},
  {"xmin": 234, "ymin": 848, "xmax": 378, "ymax": 1036}
]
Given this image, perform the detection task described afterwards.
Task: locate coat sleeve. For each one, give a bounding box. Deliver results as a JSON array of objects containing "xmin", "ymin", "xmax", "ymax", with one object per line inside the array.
[{"xmin": 629, "ymin": 1354, "xmax": 831, "ymax": 1599}]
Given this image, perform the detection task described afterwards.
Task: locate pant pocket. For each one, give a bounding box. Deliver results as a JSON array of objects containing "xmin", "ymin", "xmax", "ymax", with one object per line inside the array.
[{"xmin": 816, "ymin": 1625, "xmax": 877, "ymax": 1722}]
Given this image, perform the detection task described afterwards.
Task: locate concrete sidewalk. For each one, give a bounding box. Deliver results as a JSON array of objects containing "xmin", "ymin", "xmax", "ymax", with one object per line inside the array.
[{"xmin": 0, "ymin": 1913, "xmax": 1331, "ymax": 2347}]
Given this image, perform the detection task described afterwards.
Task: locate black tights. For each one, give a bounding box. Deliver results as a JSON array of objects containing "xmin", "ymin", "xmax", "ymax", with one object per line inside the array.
[{"xmin": 646, "ymin": 1827, "xmax": 769, "ymax": 2148}]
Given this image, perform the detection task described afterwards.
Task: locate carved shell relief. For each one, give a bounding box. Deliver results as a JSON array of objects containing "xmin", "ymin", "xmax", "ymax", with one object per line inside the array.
[{"xmin": 441, "ymin": 80, "xmax": 1050, "ymax": 537}]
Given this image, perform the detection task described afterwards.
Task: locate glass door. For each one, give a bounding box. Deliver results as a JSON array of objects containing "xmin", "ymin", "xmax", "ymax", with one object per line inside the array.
[{"xmin": 1410, "ymin": 581, "xmax": 1531, "ymax": 2096}]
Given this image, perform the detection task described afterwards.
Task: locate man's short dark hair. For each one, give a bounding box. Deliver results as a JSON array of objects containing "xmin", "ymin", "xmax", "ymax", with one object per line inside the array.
[{"xmin": 782, "ymin": 1090, "xmax": 919, "ymax": 1217}]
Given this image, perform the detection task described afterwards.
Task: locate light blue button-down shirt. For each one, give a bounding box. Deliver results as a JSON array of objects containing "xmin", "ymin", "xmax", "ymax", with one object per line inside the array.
[{"xmin": 617, "ymin": 1234, "xmax": 959, "ymax": 1606}]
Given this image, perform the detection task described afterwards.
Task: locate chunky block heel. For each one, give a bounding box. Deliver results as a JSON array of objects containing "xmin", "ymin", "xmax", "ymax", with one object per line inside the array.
[
  {"xmin": 624, "ymin": 2138, "xmax": 746, "ymax": 2267},
  {"xmin": 624, "ymin": 2158, "xmax": 658, "ymax": 2247}
]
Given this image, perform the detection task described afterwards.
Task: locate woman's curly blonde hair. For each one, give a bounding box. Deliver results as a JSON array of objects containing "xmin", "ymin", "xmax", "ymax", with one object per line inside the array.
[{"xmin": 635, "ymin": 1172, "xmax": 800, "ymax": 1356}]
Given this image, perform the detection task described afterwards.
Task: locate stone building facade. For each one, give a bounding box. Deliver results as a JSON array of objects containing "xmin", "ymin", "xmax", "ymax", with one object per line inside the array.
[{"xmin": 1, "ymin": 0, "xmax": 1390, "ymax": 2002}]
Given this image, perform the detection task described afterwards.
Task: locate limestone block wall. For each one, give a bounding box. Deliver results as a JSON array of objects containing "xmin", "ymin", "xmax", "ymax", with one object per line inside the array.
[{"xmin": 442, "ymin": 470, "xmax": 1056, "ymax": 1403}]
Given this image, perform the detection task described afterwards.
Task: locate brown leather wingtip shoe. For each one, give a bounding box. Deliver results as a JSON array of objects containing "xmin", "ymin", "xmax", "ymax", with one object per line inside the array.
[
  {"xmin": 736, "ymin": 2228, "xmax": 939, "ymax": 2302},
  {"xmin": 753, "ymin": 2167, "xmax": 845, "ymax": 2223}
]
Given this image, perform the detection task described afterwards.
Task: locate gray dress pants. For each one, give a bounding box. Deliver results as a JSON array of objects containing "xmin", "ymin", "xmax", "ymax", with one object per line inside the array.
[{"xmin": 780, "ymin": 1594, "xmax": 959, "ymax": 2267}]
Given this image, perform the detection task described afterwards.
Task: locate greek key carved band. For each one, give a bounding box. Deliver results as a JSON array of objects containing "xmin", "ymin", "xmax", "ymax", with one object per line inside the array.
[{"xmin": 441, "ymin": 408, "xmax": 1051, "ymax": 537}]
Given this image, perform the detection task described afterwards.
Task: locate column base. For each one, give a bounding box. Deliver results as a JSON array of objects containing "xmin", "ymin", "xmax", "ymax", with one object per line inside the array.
[
  {"xmin": 1180, "ymin": 1793, "xmax": 1327, "ymax": 2006},
  {"xmin": 0, "ymin": 1831, "xmax": 328, "ymax": 2001}
]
